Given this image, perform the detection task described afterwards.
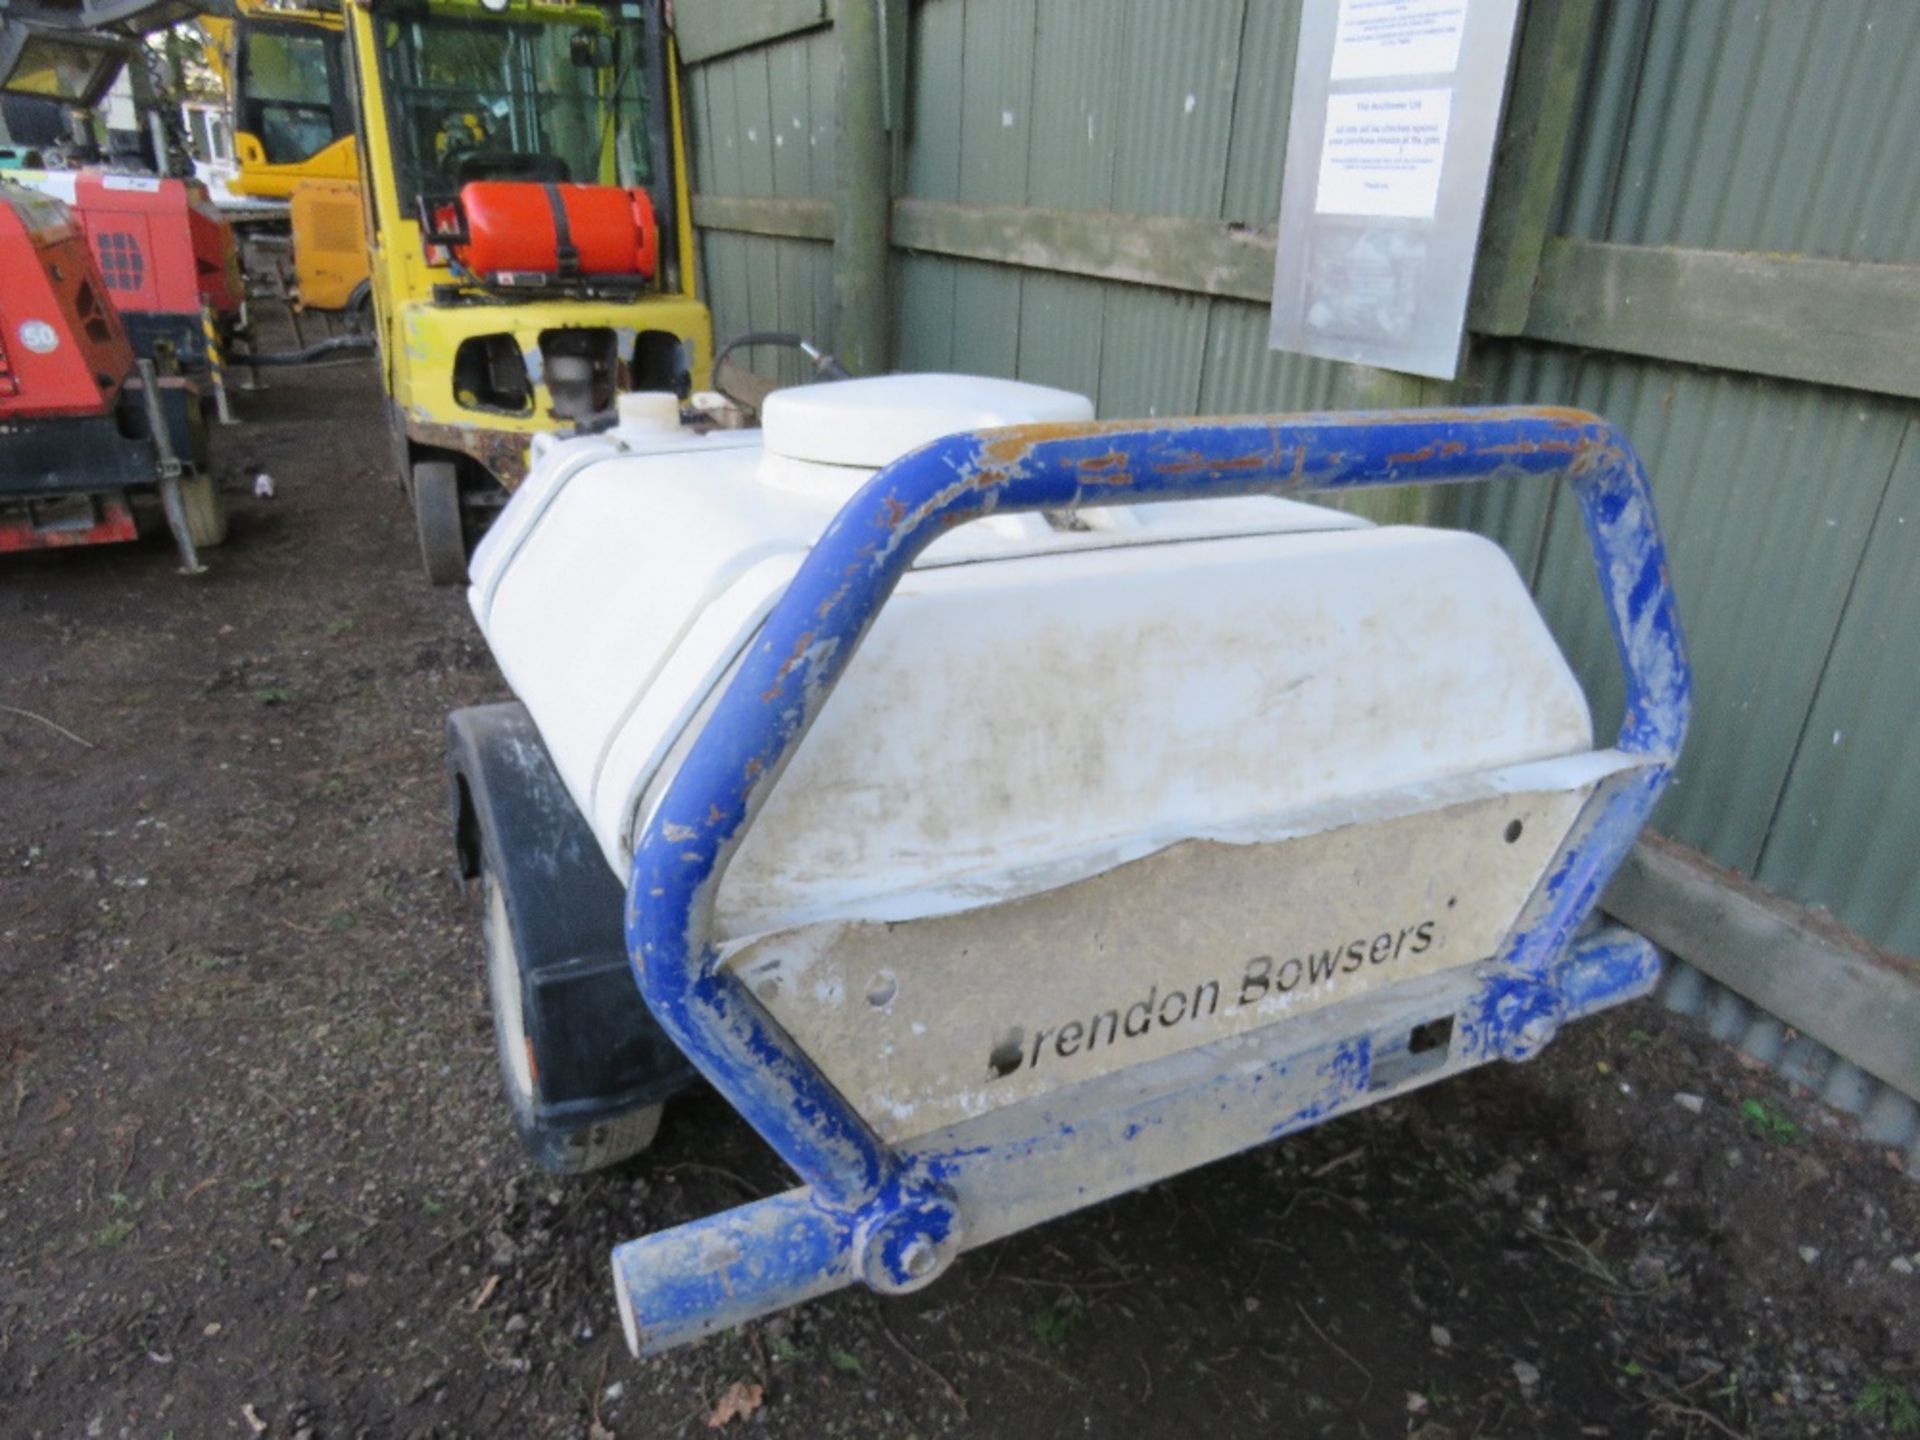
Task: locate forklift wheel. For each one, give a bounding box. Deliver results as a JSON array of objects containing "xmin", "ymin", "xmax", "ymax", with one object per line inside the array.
[
  {"xmin": 482, "ymin": 867, "xmax": 664, "ymax": 1174},
  {"xmin": 178, "ymin": 471, "xmax": 228, "ymax": 548},
  {"xmin": 412, "ymin": 459, "xmax": 467, "ymax": 586}
]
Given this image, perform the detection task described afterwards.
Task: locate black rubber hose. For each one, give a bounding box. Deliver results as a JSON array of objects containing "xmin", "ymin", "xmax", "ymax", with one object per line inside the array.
[
  {"xmin": 243, "ymin": 335, "xmax": 377, "ymax": 367},
  {"xmin": 712, "ymin": 331, "xmax": 850, "ymax": 381}
]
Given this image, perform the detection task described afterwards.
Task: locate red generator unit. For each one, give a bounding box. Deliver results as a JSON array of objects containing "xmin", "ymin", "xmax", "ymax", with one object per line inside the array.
[
  {"xmin": 0, "ymin": 181, "xmax": 225, "ymax": 564},
  {"xmin": 10, "ymin": 169, "xmax": 244, "ymax": 368}
]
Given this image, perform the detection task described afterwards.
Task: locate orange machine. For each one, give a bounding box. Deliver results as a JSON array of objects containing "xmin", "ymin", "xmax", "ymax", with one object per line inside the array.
[
  {"xmin": 10, "ymin": 170, "xmax": 244, "ymax": 366},
  {"xmin": 0, "ymin": 182, "xmax": 225, "ymax": 562},
  {"xmin": 68, "ymin": 171, "xmax": 242, "ymax": 365}
]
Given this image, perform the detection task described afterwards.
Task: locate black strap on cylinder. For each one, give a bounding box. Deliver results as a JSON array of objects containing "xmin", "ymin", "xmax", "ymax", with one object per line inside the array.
[{"xmin": 542, "ymin": 183, "xmax": 579, "ymax": 277}]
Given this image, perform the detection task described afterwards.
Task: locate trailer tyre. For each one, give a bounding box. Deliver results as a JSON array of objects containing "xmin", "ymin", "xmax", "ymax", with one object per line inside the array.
[
  {"xmin": 481, "ymin": 868, "xmax": 663, "ymax": 1174},
  {"xmin": 412, "ymin": 459, "xmax": 467, "ymax": 586},
  {"xmin": 178, "ymin": 470, "xmax": 228, "ymax": 548}
]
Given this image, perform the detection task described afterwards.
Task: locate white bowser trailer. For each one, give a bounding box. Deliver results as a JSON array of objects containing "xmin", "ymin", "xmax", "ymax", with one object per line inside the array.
[{"xmin": 445, "ymin": 373, "xmax": 1690, "ymax": 1354}]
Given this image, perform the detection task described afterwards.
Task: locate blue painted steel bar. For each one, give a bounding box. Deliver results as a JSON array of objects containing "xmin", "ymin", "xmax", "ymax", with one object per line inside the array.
[
  {"xmin": 611, "ymin": 924, "xmax": 1665, "ymax": 1351},
  {"xmin": 621, "ymin": 407, "xmax": 1691, "ymax": 1334}
]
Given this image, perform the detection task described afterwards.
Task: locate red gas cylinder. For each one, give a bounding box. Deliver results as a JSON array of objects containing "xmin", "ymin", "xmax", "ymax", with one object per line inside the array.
[{"xmin": 452, "ymin": 182, "xmax": 657, "ymax": 281}]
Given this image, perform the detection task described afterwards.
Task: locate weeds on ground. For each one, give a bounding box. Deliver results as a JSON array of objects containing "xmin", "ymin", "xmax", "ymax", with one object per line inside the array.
[
  {"xmin": 1856, "ymin": 1377, "xmax": 1920, "ymax": 1435},
  {"xmin": 1030, "ymin": 1292, "xmax": 1084, "ymax": 1346},
  {"xmin": 1740, "ymin": 1096, "xmax": 1799, "ymax": 1144},
  {"xmin": 767, "ymin": 1332, "xmax": 805, "ymax": 1364}
]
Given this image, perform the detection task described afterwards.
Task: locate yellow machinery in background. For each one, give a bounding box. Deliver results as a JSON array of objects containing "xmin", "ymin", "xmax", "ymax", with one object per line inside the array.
[
  {"xmin": 199, "ymin": 2, "xmax": 368, "ymax": 313},
  {"xmin": 285, "ymin": 174, "xmax": 364, "ymax": 309},
  {"xmin": 199, "ymin": 2, "xmax": 354, "ymax": 200},
  {"xmin": 348, "ymin": 0, "xmax": 710, "ymax": 582}
]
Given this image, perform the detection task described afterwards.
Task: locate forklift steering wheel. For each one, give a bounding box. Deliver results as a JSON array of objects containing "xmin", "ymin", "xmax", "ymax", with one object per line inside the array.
[{"xmin": 433, "ymin": 109, "xmax": 494, "ymax": 173}]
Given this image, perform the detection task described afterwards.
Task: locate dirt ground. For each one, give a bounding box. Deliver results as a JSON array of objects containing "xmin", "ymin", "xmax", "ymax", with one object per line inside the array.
[{"xmin": 3, "ymin": 357, "xmax": 1918, "ymax": 1440}]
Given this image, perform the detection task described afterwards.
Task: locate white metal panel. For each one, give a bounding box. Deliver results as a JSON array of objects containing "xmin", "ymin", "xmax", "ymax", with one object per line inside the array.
[{"xmin": 729, "ymin": 756, "xmax": 1626, "ymax": 1143}]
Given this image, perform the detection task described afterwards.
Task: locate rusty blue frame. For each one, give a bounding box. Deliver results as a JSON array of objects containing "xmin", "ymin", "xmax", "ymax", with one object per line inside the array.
[{"xmin": 613, "ymin": 407, "xmax": 1690, "ymax": 1351}]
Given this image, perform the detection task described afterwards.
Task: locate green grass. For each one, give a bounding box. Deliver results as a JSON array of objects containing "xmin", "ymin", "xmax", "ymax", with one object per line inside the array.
[
  {"xmin": 768, "ymin": 1333, "xmax": 804, "ymax": 1364},
  {"xmin": 1739, "ymin": 1097, "xmax": 1798, "ymax": 1144},
  {"xmin": 1857, "ymin": 1377, "xmax": 1920, "ymax": 1434},
  {"xmin": 1030, "ymin": 1292, "xmax": 1084, "ymax": 1346}
]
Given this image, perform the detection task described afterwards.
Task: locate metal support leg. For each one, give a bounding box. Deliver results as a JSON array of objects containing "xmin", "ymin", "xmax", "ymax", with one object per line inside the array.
[
  {"xmin": 136, "ymin": 358, "xmax": 205, "ymax": 576},
  {"xmin": 156, "ymin": 474, "xmax": 204, "ymax": 575}
]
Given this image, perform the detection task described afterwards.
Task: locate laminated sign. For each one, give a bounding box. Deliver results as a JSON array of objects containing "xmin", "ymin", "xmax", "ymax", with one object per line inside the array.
[{"xmin": 1269, "ymin": 0, "xmax": 1520, "ymax": 380}]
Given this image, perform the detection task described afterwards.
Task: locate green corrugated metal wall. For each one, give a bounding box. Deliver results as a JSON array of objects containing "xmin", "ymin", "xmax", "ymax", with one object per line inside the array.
[
  {"xmin": 683, "ymin": 27, "xmax": 837, "ymax": 387},
  {"xmin": 894, "ymin": 0, "xmax": 1347, "ymax": 413},
  {"xmin": 1456, "ymin": 0, "xmax": 1920, "ymax": 953},
  {"xmin": 680, "ymin": 0, "xmax": 1919, "ymax": 955}
]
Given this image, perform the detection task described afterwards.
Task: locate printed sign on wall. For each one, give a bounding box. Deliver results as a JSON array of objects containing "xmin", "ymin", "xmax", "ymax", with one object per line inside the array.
[{"xmin": 1269, "ymin": 0, "xmax": 1519, "ymax": 380}]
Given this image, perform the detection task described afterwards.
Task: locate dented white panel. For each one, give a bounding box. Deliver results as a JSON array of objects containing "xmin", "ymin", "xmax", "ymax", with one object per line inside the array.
[
  {"xmin": 704, "ymin": 526, "xmax": 1592, "ymax": 939},
  {"xmin": 726, "ymin": 758, "xmax": 1621, "ymax": 1143}
]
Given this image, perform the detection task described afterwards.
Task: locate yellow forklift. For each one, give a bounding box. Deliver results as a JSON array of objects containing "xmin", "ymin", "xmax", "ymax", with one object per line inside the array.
[{"xmin": 349, "ymin": 0, "xmax": 710, "ymax": 582}]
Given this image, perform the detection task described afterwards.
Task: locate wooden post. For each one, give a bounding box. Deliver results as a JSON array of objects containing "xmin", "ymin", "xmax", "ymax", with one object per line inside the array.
[{"xmin": 831, "ymin": 0, "xmax": 892, "ymax": 374}]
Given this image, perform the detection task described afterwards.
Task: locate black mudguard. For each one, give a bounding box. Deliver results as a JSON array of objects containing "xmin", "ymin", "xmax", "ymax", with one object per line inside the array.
[{"xmin": 447, "ymin": 702, "xmax": 696, "ymax": 1126}]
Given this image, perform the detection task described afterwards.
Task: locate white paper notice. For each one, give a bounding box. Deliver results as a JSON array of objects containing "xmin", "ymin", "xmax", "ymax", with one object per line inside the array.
[
  {"xmin": 1313, "ymin": 89, "xmax": 1452, "ymax": 218},
  {"xmin": 1330, "ymin": 0, "xmax": 1468, "ymax": 80}
]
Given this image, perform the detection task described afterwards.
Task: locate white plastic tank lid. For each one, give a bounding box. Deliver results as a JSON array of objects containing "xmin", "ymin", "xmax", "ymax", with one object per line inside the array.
[
  {"xmin": 615, "ymin": 391, "xmax": 681, "ymax": 431},
  {"xmin": 760, "ymin": 373, "xmax": 1094, "ymax": 469}
]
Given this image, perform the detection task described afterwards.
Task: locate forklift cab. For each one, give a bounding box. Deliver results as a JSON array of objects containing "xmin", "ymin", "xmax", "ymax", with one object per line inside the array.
[{"xmin": 352, "ymin": 0, "xmax": 709, "ymax": 586}]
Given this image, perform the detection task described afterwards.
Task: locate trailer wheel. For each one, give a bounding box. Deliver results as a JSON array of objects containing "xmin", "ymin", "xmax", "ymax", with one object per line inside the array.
[
  {"xmin": 178, "ymin": 470, "xmax": 228, "ymax": 548},
  {"xmin": 412, "ymin": 459, "xmax": 467, "ymax": 586},
  {"xmin": 481, "ymin": 867, "xmax": 663, "ymax": 1174}
]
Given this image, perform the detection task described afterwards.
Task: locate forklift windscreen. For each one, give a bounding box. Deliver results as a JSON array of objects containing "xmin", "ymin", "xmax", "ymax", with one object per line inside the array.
[{"xmin": 377, "ymin": 3, "xmax": 654, "ymax": 212}]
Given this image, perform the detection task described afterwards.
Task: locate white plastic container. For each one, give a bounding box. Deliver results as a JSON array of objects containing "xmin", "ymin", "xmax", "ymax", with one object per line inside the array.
[
  {"xmin": 471, "ymin": 374, "xmax": 1590, "ymax": 936},
  {"xmin": 470, "ymin": 375, "xmax": 1602, "ymax": 1141}
]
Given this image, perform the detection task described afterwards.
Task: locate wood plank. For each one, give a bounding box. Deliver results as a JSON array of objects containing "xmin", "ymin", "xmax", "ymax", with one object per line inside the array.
[
  {"xmin": 690, "ymin": 194, "xmax": 1278, "ymax": 302},
  {"xmin": 690, "ymin": 195, "xmax": 1920, "ymax": 404},
  {"xmin": 691, "ymin": 192, "xmax": 833, "ymax": 242},
  {"xmin": 1604, "ymin": 833, "xmax": 1920, "ymax": 1099},
  {"xmin": 892, "ymin": 199, "xmax": 1276, "ymax": 303},
  {"xmin": 673, "ymin": 0, "xmax": 826, "ymax": 65},
  {"xmin": 1525, "ymin": 238, "xmax": 1920, "ymax": 400}
]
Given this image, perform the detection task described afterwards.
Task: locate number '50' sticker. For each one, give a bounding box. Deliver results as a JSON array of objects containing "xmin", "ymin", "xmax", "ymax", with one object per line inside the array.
[{"xmin": 17, "ymin": 320, "xmax": 60, "ymax": 354}]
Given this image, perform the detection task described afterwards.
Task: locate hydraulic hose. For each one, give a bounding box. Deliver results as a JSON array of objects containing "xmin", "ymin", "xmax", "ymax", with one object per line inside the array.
[{"xmin": 243, "ymin": 335, "xmax": 377, "ymax": 367}]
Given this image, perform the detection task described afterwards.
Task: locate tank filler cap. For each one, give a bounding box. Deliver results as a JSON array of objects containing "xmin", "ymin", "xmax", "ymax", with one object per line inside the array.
[
  {"xmin": 616, "ymin": 391, "xmax": 683, "ymax": 434},
  {"xmin": 761, "ymin": 373, "xmax": 1093, "ymax": 469}
]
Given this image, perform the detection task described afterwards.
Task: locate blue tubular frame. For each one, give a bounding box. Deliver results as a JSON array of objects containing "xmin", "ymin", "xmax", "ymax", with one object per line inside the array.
[{"xmin": 618, "ymin": 407, "xmax": 1690, "ymax": 1347}]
